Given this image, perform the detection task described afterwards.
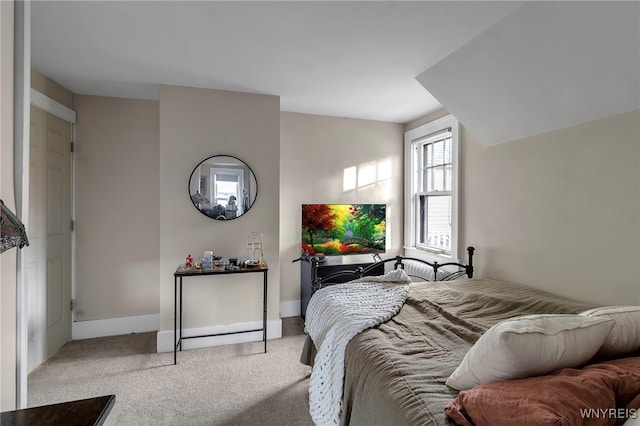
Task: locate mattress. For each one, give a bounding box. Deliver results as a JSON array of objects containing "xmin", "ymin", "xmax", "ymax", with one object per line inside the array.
[{"xmin": 302, "ymin": 278, "xmax": 596, "ymax": 425}]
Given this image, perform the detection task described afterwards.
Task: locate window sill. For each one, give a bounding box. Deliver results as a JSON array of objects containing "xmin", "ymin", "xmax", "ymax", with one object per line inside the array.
[
  {"xmin": 403, "ymin": 246, "xmax": 459, "ymax": 265},
  {"xmin": 416, "ymin": 245, "xmax": 446, "ymax": 255}
]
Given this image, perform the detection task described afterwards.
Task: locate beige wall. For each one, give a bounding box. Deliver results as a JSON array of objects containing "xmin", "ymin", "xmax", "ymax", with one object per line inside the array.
[
  {"xmin": 408, "ymin": 109, "xmax": 640, "ymax": 305},
  {"xmin": 464, "ymin": 110, "xmax": 640, "ymax": 305},
  {"xmin": 31, "ymin": 69, "xmax": 73, "ymax": 109},
  {"xmin": 159, "ymin": 85, "xmax": 280, "ymax": 331},
  {"xmin": 279, "ymin": 112, "xmax": 404, "ymax": 304},
  {"xmin": 74, "ymin": 95, "xmax": 160, "ymax": 321},
  {"xmin": 0, "ymin": 0, "xmax": 16, "ymax": 410},
  {"xmin": 71, "ymin": 100, "xmax": 401, "ymax": 324}
]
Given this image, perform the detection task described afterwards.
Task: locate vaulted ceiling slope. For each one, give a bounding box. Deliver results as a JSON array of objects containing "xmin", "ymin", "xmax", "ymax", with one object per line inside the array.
[
  {"xmin": 31, "ymin": 2, "xmax": 639, "ymax": 144},
  {"xmin": 417, "ymin": 1, "xmax": 640, "ymax": 145}
]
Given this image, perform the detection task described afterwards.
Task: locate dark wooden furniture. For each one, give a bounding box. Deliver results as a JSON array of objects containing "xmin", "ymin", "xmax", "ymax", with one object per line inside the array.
[
  {"xmin": 311, "ymin": 247, "xmax": 475, "ymax": 291},
  {"xmin": 0, "ymin": 395, "xmax": 115, "ymax": 426},
  {"xmin": 299, "ymin": 257, "xmax": 384, "ymax": 317},
  {"xmin": 173, "ymin": 263, "xmax": 268, "ymax": 364},
  {"xmin": 300, "ymin": 247, "xmax": 476, "ymax": 317}
]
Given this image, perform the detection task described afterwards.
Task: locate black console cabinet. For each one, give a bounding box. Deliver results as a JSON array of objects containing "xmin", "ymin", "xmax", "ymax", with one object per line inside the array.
[{"xmin": 300, "ymin": 257, "xmax": 384, "ymax": 318}]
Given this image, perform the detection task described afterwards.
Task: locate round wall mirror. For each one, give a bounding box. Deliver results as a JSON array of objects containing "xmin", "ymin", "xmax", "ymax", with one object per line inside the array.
[{"xmin": 188, "ymin": 155, "xmax": 258, "ymax": 220}]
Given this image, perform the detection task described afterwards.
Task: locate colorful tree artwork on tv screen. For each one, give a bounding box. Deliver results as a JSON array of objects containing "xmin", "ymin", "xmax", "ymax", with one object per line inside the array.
[{"xmin": 301, "ymin": 204, "xmax": 386, "ymax": 256}]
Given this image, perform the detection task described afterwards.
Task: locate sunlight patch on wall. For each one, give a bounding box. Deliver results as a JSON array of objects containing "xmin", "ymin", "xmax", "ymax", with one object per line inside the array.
[
  {"xmin": 343, "ymin": 166, "xmax": 357, "ymax": 191},
  {"xmin": 377, "ymin": 158, "xmax": 391, "ymax": 181},
  {"xmin": 358, "ymin": 161, "xmax": 376, "ymax": 188},
  {"xmin": 343, "ymin": 157, "xmax": 393, "ymax": 193}
]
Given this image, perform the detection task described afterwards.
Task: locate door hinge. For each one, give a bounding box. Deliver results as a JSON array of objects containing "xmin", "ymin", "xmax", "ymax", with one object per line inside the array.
[
  {"xmin": 70, "ymin": 299, "xmax": 76, "ymax": 312},
  {"xmin": 71, "ymin": 220, "xmax": 75, "ymax": 231},
  {"xmin": 70, "ymin": 142, "xmax": 75, "ymax": 153}
]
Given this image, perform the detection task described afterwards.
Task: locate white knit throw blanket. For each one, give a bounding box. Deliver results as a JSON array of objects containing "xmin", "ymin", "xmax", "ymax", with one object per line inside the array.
[{"xmin": 305, "ymin": 269, "xmax": 411, "ymax": 425}]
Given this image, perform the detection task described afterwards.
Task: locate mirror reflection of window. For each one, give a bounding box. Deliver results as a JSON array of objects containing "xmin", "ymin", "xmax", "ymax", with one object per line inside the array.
[
  {"xmin": 213, "ymin": 172, "xmax": 241, "ymax": 205},
  {"xmin": 189, "ymin": 155, "xmax": 258, "ymax": 220},
  {"xmin": 211, "ymin": 169, "xmax": 244, "ymax": 219},
  {"xmin": 215, "ymin": 180, "xmax": 238, "ymax": 205}
]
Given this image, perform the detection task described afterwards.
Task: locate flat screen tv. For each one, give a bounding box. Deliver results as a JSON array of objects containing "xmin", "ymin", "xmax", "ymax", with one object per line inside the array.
[{"xmin": 301, "ymin": 204, "xmax": 386, "ymax": 256}]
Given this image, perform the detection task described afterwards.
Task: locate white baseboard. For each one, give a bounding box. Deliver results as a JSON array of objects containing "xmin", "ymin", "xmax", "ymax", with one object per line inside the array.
[
  {"xmin": 279, "ymin": 300, "xmax": 301, "ymax": 318},
  {"xmin": 72, "ymin": 313, "xmax": 160, "ymax": 340},
  {"xmin": 156, "ymin": 319, "xmax": 283, "ymax": 353}
]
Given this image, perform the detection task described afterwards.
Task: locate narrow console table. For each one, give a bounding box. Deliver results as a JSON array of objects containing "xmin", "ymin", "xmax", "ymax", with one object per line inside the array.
[
  {"xmin": 173, "ymin": 263, "xmax": 268, "ymax": 364},
  {"xmin": 0, "ymin": 395, "xmax": 115, "ymax": 426}
]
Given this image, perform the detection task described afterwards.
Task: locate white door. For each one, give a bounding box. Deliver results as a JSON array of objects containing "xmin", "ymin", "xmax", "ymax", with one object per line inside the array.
[{"xmin": 26, "ymin": 106, "xmax": 72, "ymax": 370}]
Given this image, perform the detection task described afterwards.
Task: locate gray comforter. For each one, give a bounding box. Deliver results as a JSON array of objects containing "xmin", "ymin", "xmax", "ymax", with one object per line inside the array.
[{"xmin": 301, "ymin": 278, "xmax": 595, "ymax": 425}]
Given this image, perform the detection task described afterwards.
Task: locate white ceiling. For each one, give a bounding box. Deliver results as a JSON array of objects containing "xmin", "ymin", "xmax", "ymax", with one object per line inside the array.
[
  {"xmin": 31, "ymin": 1, "xmax": 639, "ymax": 143},
  {"xmin": 30, "ymin": 1, "xmax": 523, "ymax": 124}
]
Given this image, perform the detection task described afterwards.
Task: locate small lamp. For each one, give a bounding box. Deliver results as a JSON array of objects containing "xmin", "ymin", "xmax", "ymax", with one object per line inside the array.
[{"xmin": 1, "ymin": 199, "xmax": 29, "ymax": 254}]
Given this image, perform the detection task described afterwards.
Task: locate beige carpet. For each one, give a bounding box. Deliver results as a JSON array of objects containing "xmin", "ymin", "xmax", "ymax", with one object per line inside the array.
[{"xmin": 28, "ymin": 318, "xmax": 314, "ymax": 425}]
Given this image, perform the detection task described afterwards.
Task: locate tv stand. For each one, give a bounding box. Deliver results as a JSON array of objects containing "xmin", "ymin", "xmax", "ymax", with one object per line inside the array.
[{"xmin": 299, "ymin": 256, "xmax": 384, "ymax": 318}]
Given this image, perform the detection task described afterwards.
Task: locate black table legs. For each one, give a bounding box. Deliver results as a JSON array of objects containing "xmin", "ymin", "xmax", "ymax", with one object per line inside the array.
[
  {"xmin": 173, "ymin": 269, "xmax": 268, "ymax": 364},
  {"xmin": 263, "ymin": 270, "xmax": 267, "ymax": 353}
]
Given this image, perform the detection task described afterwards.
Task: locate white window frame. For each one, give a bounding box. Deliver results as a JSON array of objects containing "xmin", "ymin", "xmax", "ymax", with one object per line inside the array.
[
  {"xmin": 209, "ymin": 167, "xmax": 244, "ymax": 207},
  {"xmin": 404, "ymin": 114, "xmax": 461, "ymax": 262}
]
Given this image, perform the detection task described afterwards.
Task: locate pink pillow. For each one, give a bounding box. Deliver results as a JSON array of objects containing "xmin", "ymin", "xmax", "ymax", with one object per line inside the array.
[
  {"xmin": 626, "ymin": 394, "xmax": 640, "ymax": 411},
  {"xmin": 445, "ymin": 357, "xmax": 640, "ymax": 426}
]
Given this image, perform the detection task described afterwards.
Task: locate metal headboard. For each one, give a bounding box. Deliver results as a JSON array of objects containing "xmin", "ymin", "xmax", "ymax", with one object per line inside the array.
[{"xmin": 308, "ymin": 246, "xmax": 475, "ymax": 293}]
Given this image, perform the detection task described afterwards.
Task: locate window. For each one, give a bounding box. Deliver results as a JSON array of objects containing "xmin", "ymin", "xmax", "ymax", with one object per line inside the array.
[
  {"xmin": 210, "ymin": 168, "xmax": 244, "ymax": 212},
  {"xmin": 404, "ymin": 115, "xmax": 460, "ymax": 259},
  {"xmin": 214, "ymin": 174, "xmax": 239, "ymax": 205}
]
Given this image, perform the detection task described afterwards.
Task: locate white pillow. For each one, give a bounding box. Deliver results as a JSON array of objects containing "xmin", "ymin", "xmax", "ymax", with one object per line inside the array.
[
  {"xmin": 579, "ymin": 306, "xmax": 640, "ymax": 358},
  {"xmin": 622, "ymin": 416, "xmax": 640, "ymax": 426},
  {"xmin": 445, "ymin": 314, "xmax": 615, "ymax": 391}
]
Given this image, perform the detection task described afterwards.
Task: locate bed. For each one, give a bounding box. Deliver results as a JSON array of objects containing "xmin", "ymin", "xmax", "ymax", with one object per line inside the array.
[{"xmin": 301, "ymin": 248, "xmax": 640, "ymax": 426}]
